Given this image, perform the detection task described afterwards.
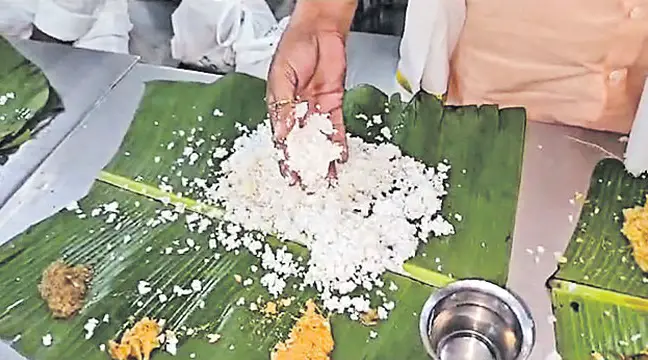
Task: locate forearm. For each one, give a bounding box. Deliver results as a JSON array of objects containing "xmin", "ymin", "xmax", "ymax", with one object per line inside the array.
[{"xmin": 291, "ymin": 0, "xmax": 358, "ymax": 36}]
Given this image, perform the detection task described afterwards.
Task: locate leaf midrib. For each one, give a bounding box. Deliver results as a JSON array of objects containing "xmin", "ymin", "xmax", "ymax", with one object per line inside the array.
[{"xmin": 96, "ymin": 170, "xmax": 453, "ymax": 288}]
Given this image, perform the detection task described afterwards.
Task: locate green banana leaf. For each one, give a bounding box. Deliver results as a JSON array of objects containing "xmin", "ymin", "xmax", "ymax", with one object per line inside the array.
[
  {"xmin": 102, "ymin": 74, "xmax": 526, "ymax": 287},
  {"xmin": 0, "ymin": 182, "xmax": 434, "ymax": 360},
  {"xmin": 0, "ymin": 36, "xmax": 63, "ymax": 163},
  {"xmin": 0, "ymin": 73, "xmax": 526, "ymax": 360},
  {"xmin": 550, "ymin": 280, "xmax": 647, "ymax": 359},
  {"xmin": 549, "ymin": 158, "xmax": 648, "ymax": 358}
]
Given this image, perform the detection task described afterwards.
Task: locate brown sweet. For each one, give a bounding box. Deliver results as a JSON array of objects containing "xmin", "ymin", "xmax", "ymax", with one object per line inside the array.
[{"xmin": 38, "ymin": 260, "xmax": 93, "ymax": 319}]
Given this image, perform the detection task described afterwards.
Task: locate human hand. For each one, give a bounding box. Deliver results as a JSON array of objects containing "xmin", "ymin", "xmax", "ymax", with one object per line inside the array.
[{"xmin": 266, "ymin": 0, "xmax": 357, "ymax": 184}]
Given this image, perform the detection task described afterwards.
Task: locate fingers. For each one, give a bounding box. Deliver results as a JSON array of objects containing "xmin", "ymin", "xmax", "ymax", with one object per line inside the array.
[
  {"xmin": 278, "ymin": 159, "xmax": 301, "ymax": 186},
  {"xmin": 275, "ymin": 140, "xmax": 301, "ymax": 186},
  {"xmin": 327, "ymin": 105, "xmax": 349, "ymax": 163},
  {"xmin": 266, "ymin": 55, "xmax": 299, "ymax": 143},
  {"xmin": 326, "ymin": 161, "xmax": 339, "ymax": 187}
]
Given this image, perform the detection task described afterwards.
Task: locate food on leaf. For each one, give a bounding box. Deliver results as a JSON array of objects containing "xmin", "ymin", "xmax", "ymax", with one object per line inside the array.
[
  {"xmin": 271, "ymin": 299, "xmax": 333, "ymax": 360},
  {"xmin": 621, "ymin": 195, "xmax": 648, "ymax": 272},
  {"xmin": 38, "ymin": 260, "xmax": 93, "ymax": 318},
  {"xmin": 359, "ymin": 309, "xmax": 379, "ymax": 326},
  {"xmin": 108, "ymin": 317, "xmax": 161, "ymax": 360}
]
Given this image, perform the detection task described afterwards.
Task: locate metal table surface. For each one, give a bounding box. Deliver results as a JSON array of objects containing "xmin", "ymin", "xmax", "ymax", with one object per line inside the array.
[
  {"xmin": 0, "ymin": 38, "xmax": 138, "ymax": 208},
  {"xmin": 0, "ymin": 33, "xmax": 630, "ymax": 360}
]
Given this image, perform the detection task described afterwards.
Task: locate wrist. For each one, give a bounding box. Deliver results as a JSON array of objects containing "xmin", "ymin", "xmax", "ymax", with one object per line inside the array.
[{"xmin": 291, "ymin": 0, "xmax": 357, "ymax": 36}]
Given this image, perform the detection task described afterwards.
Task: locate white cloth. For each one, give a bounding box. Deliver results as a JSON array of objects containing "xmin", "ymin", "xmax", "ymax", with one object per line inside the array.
[
  {"xmin": 171, "ymin": 0, "xmax": 285, "ymax": 78},
  {"xmin": 397, "ymin": 0, "xmax": 465, "ymax": 99},
  {"xmin": 0, "ymin": 0, "xmax": 131, "ymax": 54}
]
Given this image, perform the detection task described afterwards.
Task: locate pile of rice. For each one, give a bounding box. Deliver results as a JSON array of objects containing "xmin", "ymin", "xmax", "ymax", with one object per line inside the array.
[{"xmin": 197, "ymin": 108, "xmax": 454, "ymax": 315}]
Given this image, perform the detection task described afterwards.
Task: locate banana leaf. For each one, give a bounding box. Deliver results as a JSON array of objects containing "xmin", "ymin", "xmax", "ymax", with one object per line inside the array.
[
  {"xmin": 549, "ymin": 158, "xmax": 648, "ymax": 358},
  {"xmin": 0, "ymin": 182, "xmax": 434, "ymax": 360},
  {"xmin": 0, "ymin": 73, "xmax": 526, "ymax": 360},
  {"xmin": 0, "ymin": 36, "xmax": 63, "ymax": 163},
  {"xmin": 550, "ymin": 280, "xmax": 647, "ymax": 359},
  {"xmin": 102, "ymin": 74, "xmax": 526, "ymax": 287}
]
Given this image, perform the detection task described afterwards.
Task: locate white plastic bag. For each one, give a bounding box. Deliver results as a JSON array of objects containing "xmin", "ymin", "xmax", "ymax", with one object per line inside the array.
[
  {"xmin": 170, "ymin": 0, "xmax": 278, "ymax": 73},
  {"xmin": 234, "ymin": 16, "xmax": 290, "ymax": 79},
  {"xmin": 74, "ymin": 0, "xmax": 132, "ymax": 54},
  {"xmin": 34, "ymin": 0, "xmax": 107, "ymax": 42},
  {"xmin": 396, "ymin": 0, "xmax": 466, "ymax": 99},
  {"xmin": 0, "ymin": 0, "xmax": 131, "ymax": 54}
]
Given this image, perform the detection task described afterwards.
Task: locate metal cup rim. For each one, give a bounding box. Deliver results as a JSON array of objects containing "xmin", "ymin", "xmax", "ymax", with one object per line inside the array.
[{"xmin": 418, "ymin": 279, "xmax": 536, "ymax": 360}]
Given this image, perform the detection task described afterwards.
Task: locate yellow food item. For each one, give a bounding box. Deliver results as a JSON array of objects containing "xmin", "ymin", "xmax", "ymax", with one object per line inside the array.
[
  {"xmin": 622, "ymin": 195, "xmax": 648, "ymax": 272},
  {"xmin": 271, "ymin": 299, "xmax": 334, "ymax": 360},
  {"xmin": 264, "ymin": 301, "xmax": 278, "ymax": 316},
  {"xmin": 359, "ymin": 309, "xmax": 379, "ymax": 326},
  {"xmin": 108, "ymin": 317, "xmax": 161, "ymax": 360},
  {"xmin": 38, "ymin": 260, "xmax": 93, "ymax": 319}
]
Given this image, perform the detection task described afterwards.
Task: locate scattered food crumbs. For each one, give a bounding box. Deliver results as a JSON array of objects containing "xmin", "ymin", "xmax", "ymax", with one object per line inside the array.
[
  {"xmin": 84, "ymin": 318, "xmax": 100, "ymax": 339},
  {"xmin": 38, "ymin": 260, "xmax": 93, "ymax": 319},
  {"xmin": 165, "ymin": 330, "xmax": 178, "ymax": 356},
  {"xmin": 574, "ymin": 192, "xmax": 585, "ymax": 204},
  {"xmin": 138, "ymin": 281, "xmax": 152, "ymax": 295},
  {"xmin": 108, "ymin": 317, "xmax": 160, "ymax": 360},
  {"xmin": 591, "ymin": 353, "xmax": 604, "ymax": 360},
  {"xmin": 380, "ymin": 127, "xmax": 392, "ymax": 140},
  {"xmin": 360, "ymin": 309, "xmax": 379, "ymax": 326},
  {"xmin": 191, "ymin": 279, "xmax": 202, "ymax": 292},
  {"xmin": 271, "ymin": 299, "xmax": 333, "ymax": 360},
  {"xmin": 42, "ymin": 333, "xmax": 53, "ymax": 347},
  {"xmin": 234, "ymin": 274, "xmax": 242, "ymax": 283},
  {"xmin": 263, "ymin": 301, "xmax": 278, "ymax": 316},
  {"xmin": 207, "ymin": 333, "xmax": 221, "ymax": 344}
]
